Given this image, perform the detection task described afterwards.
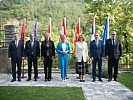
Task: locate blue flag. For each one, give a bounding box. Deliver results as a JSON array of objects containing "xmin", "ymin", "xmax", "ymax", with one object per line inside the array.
[
  {"xmin": 102, "ymin": 17, "xmax": 109, "ymax": 56},
  {"xmin": 34, "ymin": 18, "xmax": 38, "ymax": 40},
  {"xmin": 102, "ymin": 17, "xmax": 109, "ymax": 45}
]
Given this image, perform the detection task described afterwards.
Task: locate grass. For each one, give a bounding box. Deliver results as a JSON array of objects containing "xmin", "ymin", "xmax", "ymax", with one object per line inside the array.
[
  {"xmin": 118, "ymin": 72, "xmax": 133, "ymax": 91},
  {"xmin": 0, "ymin": 86, "xmax": 85, "ymax": 100}
]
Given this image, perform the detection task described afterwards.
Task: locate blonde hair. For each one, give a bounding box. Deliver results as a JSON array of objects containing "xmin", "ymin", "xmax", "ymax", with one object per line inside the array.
[{"xmin": 78, "ymin": 34, "xmax": 85, "ymax": 41}]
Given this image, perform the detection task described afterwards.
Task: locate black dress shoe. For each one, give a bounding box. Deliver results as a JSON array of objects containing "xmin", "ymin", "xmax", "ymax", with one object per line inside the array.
[
  {"xmin": 34, "ymin": 78, "xmax": 37, "ymax": 81},
  {"xmin": 11, "ymin": 79, "xmax": 16, "ymax": 82},
  {"xmin": 27, "ymin": 78, "xmax": 31, "ymax": 81},
  {"xmin": 82, "ymin": 80, "xmax": 85, "ymax": 82},
  {"xmin": 92, "ymin": 79, "xmax": 95, "ymax": 82},
  {"xmin": 99, "ymin": 79, "xmax": 103, "ymax": 82},
  {"xmin": 66, "ymin": 77, "xmax": 69, "ymax": 79},
  {"xmin": 108, "ymin": 79, "xmax": 112, "ymax": 82},
  {"xmin": 80, "ymin": 80, "xmax": 82, "ymax": 82},
  {"xmin": 114, "ymin": 79, "xmax": 117, "ymax": 81},
  {"xmin": 18, "ymin": 79, "xmax": 21, "ymax": 82}
]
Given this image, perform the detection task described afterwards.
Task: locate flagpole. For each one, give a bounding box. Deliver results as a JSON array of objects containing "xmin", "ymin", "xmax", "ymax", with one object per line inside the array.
[
  {"xmin": 21, "ymin": 17, "xmax": 26, "ymax": 78},
  {"xmin": 49, "ymin": 17, "xmax": 51, "ymax": 35}
]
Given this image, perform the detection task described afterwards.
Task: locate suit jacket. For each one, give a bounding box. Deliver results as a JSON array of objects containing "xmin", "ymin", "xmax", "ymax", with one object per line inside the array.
[
  {"xmin": 90, "ymin": 40, "xmax": 103, "ymax": 59},
  {"xmin": 8, "ymin": 40, "xmax": 24, "ymax": 59},
  {"xmin": 105, "ymin": 38, "xmax": 123, "ymax": 59},
  {"xmin": 25, "ymin": 40, "xmax": 40, "ymax": 58},
  {"xmin": 56, "ymin": 42, "xmax": 70, "ymax": 59},
  {"xmin": 76, "ymin": 41, "xmax": 88, "ymax": 62},
  {"xmin": 41, "ymin": 40, "xmax": 55, "ymax": 59}
]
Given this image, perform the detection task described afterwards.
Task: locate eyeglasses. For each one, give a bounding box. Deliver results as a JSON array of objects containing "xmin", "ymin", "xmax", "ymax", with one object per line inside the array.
[{"xmin": 79, "ymin": 37, "xmax": 83, "ymax": 38}]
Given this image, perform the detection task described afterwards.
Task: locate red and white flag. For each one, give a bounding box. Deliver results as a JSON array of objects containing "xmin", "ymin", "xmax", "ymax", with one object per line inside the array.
[
  {"xmin": 61, "ymin": 17, "xmax": 66, "ymax": 35},
  {"xmin": 21, "ymin": 17, "xmax": 26, "ymax": 42},
  {"xmin": 47, "ymin": 17, "xmax": 51, "ymax": 37}
]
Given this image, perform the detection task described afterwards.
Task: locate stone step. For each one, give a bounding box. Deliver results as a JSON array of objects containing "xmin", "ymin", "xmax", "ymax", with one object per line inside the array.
[{"xmin": 21, "ymin": 68, "xmax": 76, "ymax": 74}]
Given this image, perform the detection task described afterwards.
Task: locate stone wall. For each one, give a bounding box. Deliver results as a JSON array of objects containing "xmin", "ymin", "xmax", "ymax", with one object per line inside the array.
[{"xmin": 0, "ymin": 48, "xmax": 11, "ymax": 73}]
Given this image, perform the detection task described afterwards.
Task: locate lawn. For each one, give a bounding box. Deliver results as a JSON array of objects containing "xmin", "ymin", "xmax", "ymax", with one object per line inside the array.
[
  {"xmin": 0, "ymin": 86, "xmax": 85, "ymax": 100},
  {"xmin": 118, "ymin": 72, "xmax": 133, "ymax": 91}
]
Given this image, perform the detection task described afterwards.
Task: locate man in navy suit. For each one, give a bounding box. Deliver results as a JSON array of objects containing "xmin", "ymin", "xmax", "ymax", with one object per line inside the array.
[
  {"xmin": 105, "ymin": 31, "xmax": 123, "ymax": 82},
  {"xmin": 8, "ymin": 33, "xmax": 24, "ymax": 82},
  {"xmin": 90, "ymin": 33, "xmax": 103, "ymax": 82},
  {"xmin": 25, "ymin": 33, "xmax": 40, "ymax": 81}
]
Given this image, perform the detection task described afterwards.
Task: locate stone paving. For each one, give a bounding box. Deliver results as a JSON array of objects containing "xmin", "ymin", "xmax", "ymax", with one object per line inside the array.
[{"xmin": 0, "ymin": 73, "xmax": 133, "ymax": 100}]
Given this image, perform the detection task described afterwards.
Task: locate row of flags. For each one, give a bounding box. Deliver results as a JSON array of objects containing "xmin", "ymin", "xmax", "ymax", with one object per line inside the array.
[{"xmin": 20, "ymin": 16, "xmax": 109, "ymax": 47}]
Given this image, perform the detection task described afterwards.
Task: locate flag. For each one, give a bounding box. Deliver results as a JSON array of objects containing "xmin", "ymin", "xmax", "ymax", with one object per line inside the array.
[
  {"xmin": 74, "ymin": 17, "xmax": 81, "ymax": 53},
  {"xmin": 75, "ymin": 17, "xmax": 81, "ymax": 42},
  {"xmin": 21, "ymin": 18, "xmax": 26, "ymax": 42},
  {"xmin": 47, "ymin": 17, "xmax": 51, "ymax": 37},
  {"xmin": 34, "ymin": 18, "xmax": 38, "ymax": 40},
  {"xmin": 91, "ymin": 17, "xmax": 95, "ymax": 41},
  {"xmin": 102, "ymin": 17, "xmax": 109, "ymax": 56},
  {"xmin": 61, "ymin": 17, "xmax": 66, "ymax": 35},
  {"xmin": 102, "ymin": 17, "xmax": 109, "ymax": 45}
]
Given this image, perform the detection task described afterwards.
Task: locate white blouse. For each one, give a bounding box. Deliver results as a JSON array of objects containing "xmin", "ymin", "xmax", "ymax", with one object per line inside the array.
[{"xmin": 62, "ymin": 43, "xmax": 66, "ymax": 51}]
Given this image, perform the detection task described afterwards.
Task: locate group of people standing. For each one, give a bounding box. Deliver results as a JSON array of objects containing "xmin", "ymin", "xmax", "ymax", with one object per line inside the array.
[{"xmin": 8, "ymin": 31, "xmax": 122, "ymax": 83}]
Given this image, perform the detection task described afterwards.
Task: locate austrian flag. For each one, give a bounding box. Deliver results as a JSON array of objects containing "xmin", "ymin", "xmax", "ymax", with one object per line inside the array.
[{"xmin": 61, "ymin": 17, "xmax": 66, "ymax": 35}]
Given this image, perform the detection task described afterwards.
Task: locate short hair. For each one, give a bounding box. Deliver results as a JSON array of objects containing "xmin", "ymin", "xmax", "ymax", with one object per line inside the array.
[
  {"xmin": 94, "ymin": 33, "xmax": 99, "ymax": 36},
  {"xmin": 78, "ymin": 34, "xmax": 85, "ymax": 41},
  {"xmin": 45, "ymin": 33, "xmax": 50, "ymax": 37},
  {"xmin": 14, "ymin": 31, "xmax": 18, "ymax": 35},
  {"xmin": 110, "ymin": 31, "xmax": 116, "ymax": 35}
]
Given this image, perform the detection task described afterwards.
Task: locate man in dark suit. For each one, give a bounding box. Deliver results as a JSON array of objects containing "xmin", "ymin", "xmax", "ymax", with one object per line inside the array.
[
  {"xmin": 105, "ymin": 31, "xmax": 123, "ymax": 82},
  {"xmin": 90, "ymin": 33, "xmax": 103, "ymax": 82},
  {"xmin": 41, "ymin": 33, "xmax": 55, "ymax": 81},
  {"xmin": 8, "ymin": 33, "xmax": 24, "ymax": 82},
  {"xmin": 25, "ymin": 33, "xmax": 40, "ymax": 81}
]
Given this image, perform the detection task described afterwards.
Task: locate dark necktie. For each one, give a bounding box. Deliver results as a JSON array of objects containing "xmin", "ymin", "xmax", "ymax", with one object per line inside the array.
[
  {"xmin": 113, "ymin": 39, "xmax": 115, "ymax": 46},
  {"xmin": 96, "ymin": 40, "xmax": 98, "ymax": 47}
]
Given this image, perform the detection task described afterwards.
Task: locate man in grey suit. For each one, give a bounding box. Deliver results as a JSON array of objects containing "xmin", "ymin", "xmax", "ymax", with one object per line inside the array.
[
  {"xmin": 105, "ymin": 31, "xmax": 123, "ymax": 82},
  {"xmin": 90, "ymin": 33, "xmax": 104, "ymax": 82}
]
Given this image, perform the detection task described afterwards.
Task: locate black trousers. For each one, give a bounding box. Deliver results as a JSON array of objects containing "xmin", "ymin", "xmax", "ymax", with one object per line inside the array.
[
  {"xmin": 27, "ymin": 55, "xmax": 38, "ymax": 79},
  {"xmin": 108, "ymin": 59, "xmax": 119, "ymax": 80},
  {"xmin": 11, "ymin": 57, "xmax": 22, "ymax": 80},
  {"xmin": 43, "ymin": 56, "xmax": 52, "ymax": 80}
]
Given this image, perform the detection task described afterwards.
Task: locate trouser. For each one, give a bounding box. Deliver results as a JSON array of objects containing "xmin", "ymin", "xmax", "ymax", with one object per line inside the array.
[
  {"xmin": 108, "ymin": 59, "xmax": 119, "ymax": 80},
  {"xmin": 92, "ymin": 58, "xmax": 102, "ymax": 80},
  {"xmin": 11, "ymin": 57, "xmax": 22, "ymax": 80},
  {"xmin": 27, "ymin": 55, "xmax": 38, "ymax": 79},
  {"xmin": 59, "ymin": 55, "xmax": 68, "ymax": 78},
  {"xmin": 43, "ymin": 56, "xmax": 52, "ymax": 80}
]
